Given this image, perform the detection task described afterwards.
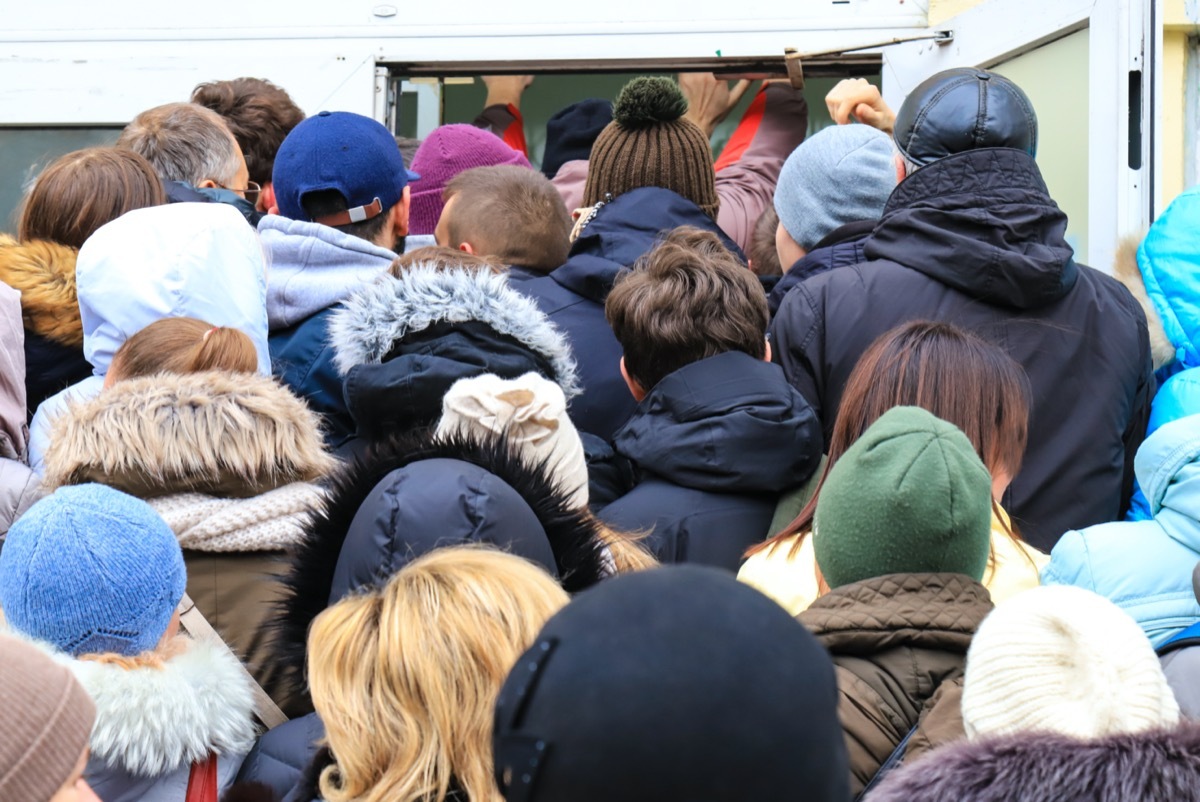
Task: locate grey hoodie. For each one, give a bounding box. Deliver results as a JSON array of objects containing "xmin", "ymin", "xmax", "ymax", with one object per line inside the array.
[{"xmin": 258, "ymin": 215, "xmax": 396, "ymax": 330}]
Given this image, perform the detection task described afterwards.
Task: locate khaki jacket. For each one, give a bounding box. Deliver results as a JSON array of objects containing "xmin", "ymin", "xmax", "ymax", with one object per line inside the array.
[{"xmin": 798, "ymin": 573, "xmax": 993, "ymax": 796}]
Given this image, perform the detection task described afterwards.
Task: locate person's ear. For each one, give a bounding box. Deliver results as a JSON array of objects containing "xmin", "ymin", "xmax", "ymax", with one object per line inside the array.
[
  {"xmin": 197, "ymin": 178, "xmax": 218, "ymax": 189},
  {"xmin": 894, "ymin": 153, "xmax": 906, "ymax": 183},
  {"xmin": 393, "ymin": 186, "xmax": 412, "ymax": 237},
  {"xmin": 458, "ymin": 242, "xmax": 476, "ymax": 255},
  {"xmin": 764, "ymin": 339, "xmax": 772, "ymax": 363},
  {"xmin": 258, "ymin": 182, "xmax": 277, "ymax": 214},
  {"xmin": 619, "ymin": 357, "xmax": 647, "ymax": 402}
]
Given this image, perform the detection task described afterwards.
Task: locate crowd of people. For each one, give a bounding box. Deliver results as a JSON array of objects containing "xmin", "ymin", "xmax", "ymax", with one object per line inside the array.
[{"xmin": 2, "ymin": 63, "xmax": 1200, "ymax": 802}]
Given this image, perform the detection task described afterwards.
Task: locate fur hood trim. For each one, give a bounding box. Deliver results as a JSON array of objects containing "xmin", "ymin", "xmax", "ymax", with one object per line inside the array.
[
  {"xmin": 43, "ymin": 371, "xmax": 337, "ymax": 499},
  {"xmin": 1114, "ymin": 233, "xmax": 1174, "ymax": 371},
  {"xmin": 327, "ymin": 264, "xmax": 581, "ymax": 398},
  {"xmin": 271, "ymin": 428, "xmax": 611, "ymax": 704},
  {"xmin": 11, "ymin": 632, "xmax": 257, "ymax": 777},
  {"xmin": 0, "ymin": 234, "xmax": 82, "ymax": 346},
  {"xmin": 870, "ymin": 722, "xmax": 1200, "ymax": 801}
]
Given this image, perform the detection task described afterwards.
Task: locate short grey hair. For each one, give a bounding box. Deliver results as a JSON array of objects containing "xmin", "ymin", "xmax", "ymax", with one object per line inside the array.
[{"xmin": 116, "ymin": 102, "xmax": 242, "ymax": 186}]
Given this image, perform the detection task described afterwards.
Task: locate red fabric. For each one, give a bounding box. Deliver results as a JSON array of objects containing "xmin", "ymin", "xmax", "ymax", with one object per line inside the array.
[
  {"xmin": 714, "ymin": 88, "xmax": 768, "ymax": 173},
  {"xmin": 500, "ymin": 104, "xmax": 529, "ymax": 157},
  {"xmin": 186, "ymin": 755, "xmax": 219, "ymax": 802}
]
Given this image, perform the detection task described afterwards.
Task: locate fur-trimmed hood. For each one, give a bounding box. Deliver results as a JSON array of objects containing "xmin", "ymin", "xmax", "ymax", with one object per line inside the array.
[
  {"xmin": 328, "ymin": 264, "xmax": 579, "ymax": 395},
  {"xmin": 1114, "ymin": 234, "xmax": 1174, "ymax": 371},
  {"xmin": 1117, "ymin": 186, "xmax": 1200, "ymax": 373},
  {"xmin": 271, "ymin": 428, "xmax": 612, "ymax": 706},
  {"xmin": 0, "ymin": 234, "xmax": 82, "ymax": 346},
  {"xmin": 867, "ymin": 722, "xmax": 1200, "ymax": 801},
  {"xmin": 42, "ymin": 371, "xmax": 337, "ymax": 499},
  {"xmin": 10, "ymin": 631, "xmax": 257, "ymax": 778}
]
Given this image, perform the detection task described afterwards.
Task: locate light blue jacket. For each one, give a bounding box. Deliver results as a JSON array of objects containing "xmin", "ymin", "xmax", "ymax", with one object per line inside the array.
[
  {"xmin": 1129, "ymin": 368, "xmax": 1200, "ymax": 519},
  {"xmin": 1043, "ymin": 413, "xmax": 1200, "ymax": 646},
  {"xmin": 1139, "ymin": 185, "xmax": 1200, "ymax": 373}
]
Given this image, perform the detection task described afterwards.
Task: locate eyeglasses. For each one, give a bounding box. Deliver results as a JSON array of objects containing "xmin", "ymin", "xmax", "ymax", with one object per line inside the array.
[{"xmin": 217, "ymin": 180, "xmax": 261, "ymax": 203}]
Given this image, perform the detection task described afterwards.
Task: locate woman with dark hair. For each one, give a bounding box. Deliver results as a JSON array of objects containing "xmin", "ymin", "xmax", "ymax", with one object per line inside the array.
[
  {"xmin": 740, "ymin": 320, "xmax": 1047, "ymax": 613},
  {"xmin": 1, "ymin": 147, "xmax": 166, "ymax": 413}
]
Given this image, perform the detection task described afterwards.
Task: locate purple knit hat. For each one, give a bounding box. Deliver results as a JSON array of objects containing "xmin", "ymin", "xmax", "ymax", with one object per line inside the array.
[{"xmin": 408, "ymin": 124, "xmax": 532, "ymax": 235}]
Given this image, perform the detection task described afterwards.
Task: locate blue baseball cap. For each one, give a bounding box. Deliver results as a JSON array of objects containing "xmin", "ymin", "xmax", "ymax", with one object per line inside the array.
[{"xmin": 273, "ymin": 110, "xmax": 420, "ymax": 224}]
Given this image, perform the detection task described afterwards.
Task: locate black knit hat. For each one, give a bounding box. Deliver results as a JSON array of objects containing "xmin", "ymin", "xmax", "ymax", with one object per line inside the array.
[
  {"xmin": 492, "ymin": 565, "xmax": 850, "ymax": 802},
  {"xmin": 541, "ymin": 98, "xmax": 612, "ymax": 180},
  {"xmin": 893, "ymin": 67, "xmax": 1038, "ymax": 167},
  {"xmin": 583, "ymin": 77, "xmax": 719, "ymax": 219}
]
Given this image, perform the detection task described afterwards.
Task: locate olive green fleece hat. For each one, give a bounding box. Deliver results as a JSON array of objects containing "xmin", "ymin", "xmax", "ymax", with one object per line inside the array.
[{"xmin": 813, "ymin": 406, "xmax": 992, "ymax": 589}]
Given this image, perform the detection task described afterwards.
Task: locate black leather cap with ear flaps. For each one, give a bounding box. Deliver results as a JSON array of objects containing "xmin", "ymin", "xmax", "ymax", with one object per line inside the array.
[{"xmin": 893, "ymin": 67, "xmax": 1038, "ymax": 167}]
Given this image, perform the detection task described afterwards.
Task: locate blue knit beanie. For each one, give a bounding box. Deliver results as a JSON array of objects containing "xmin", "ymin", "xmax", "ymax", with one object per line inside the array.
[
  {"xmin": 0, "ymin": 484, "xmax": 186, "ymax": 657},
  {"xmin": 773, "ymin": 124, "xmax": 896, "ymax": 253}
]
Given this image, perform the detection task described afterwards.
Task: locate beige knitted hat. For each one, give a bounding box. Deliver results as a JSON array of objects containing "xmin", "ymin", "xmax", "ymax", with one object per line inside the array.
[
  {"xmin": 0, "ymin": 634, "xmax": 96, "ymax": 800},
  {"xmin": 962, "ymin": 585, "xmax": 1180, "ymax": 740},
  {"xmin": 436, "ymin": 372, "xmax": 589, "ymax": 509}
]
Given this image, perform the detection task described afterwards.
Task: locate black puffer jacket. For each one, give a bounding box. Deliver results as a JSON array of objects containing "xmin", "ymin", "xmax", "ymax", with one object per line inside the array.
[
  {"xmin": 234, "ymin": 431, "xmax": 612, "ymax": 801},
  {"xmin": 770, "ymin": 148, "xmax": 1152, "ymax": 549},
  {"xmin": 599, "ymin": 352, "xmax": 821, "ymax": 570}
]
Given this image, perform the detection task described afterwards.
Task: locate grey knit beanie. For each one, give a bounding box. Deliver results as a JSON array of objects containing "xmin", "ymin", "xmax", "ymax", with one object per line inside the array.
[
  {"xmin": 773, "ymin": 124, "xmax": 896, "ymax": 253},
  {"xmin": 0, "ymin": 634, "xmax": 96, "ymax": 801}
]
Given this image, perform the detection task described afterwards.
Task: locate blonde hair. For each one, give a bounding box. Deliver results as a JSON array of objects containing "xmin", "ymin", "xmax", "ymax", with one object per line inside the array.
[
  {"xmin": 108, "ymin": 317, "xmax": 258, "ymax": 382},
  {"xmin": 308, "ymin": 546, "xmax": 570, "ymax": 802}
]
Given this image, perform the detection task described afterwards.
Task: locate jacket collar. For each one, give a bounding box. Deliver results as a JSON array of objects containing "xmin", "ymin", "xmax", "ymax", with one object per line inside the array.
[
  {"xmin": 552, "ymin": 187, "xmax": 744, "ymax": 304},
  {"xmin": 613, "ymin": 352, "xmax": 821, "ymax": 493},
  {"xmin": 867, "ymin": 722, "xmax": 1200, "ymax": 802},
  {"xmin": 864, "ymin": 148, "xmax": 1078, "ymax": 310},
  {"xmin": 328, "ymin": 265, "xmax": 579, "ymax": 398},
  {"xmin": 13, "ymin": 632, "xmax": 256, "ymax": 777},
  {"xmin": 799, "ymin": 573, "xmax": 992, "ymax": 653},
  {"xmin": 42, "ymin": 371, "xmax": 336, "ymax": 498},
  {"xmin": 0, "ymin": 234, "xmax": 81, "ymax": 346}
]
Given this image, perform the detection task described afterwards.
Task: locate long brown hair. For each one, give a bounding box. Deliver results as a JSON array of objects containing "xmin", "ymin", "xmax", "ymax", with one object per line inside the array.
[
  {"xmin": 749, "ymin": 320, "xmax": 1032, "ymax": 558},
  {"xmin": 18, "ymin": 147, "xmax": 166, "ymax": 249},
  {"xmin": 108, "ymin": 317, "xmax": 258, "ymax": 382}
]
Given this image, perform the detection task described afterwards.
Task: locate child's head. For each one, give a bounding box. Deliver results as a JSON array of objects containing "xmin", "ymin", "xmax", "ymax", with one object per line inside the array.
[
  {"xmin": 813, "ymin": 406, "xmax": 994, "ymax": 589},
  {"xmin": 0, "ymin": 484, "xmax": 186, "ymax": 658},
  {"xmin": 605, "ymin": 226, "xmax": 767, "ymax": 398},
  {"xmin": 308, "ymin": 546, "xmax": 568, "ymax": 802},
  {"xmin": 105, "ymin": 317, "xmax": 258, "ymax": 388}
]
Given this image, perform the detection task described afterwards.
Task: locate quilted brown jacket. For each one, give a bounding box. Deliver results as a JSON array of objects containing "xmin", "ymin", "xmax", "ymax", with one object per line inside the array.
[{"xmin": 798, "ymin": 573, "xmax": 993, "ymax": 796}]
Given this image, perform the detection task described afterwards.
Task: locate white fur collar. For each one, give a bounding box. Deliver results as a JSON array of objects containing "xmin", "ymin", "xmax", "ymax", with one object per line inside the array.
[
  {"xmin": 14, "ymin": 632, "xmax": 257, "ymax": 777},
  {"xmin": 327, "ymin": 264, "xmax": 581, "ymax": 397}
]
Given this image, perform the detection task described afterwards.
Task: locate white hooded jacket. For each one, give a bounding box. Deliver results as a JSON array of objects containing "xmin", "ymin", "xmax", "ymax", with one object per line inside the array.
[{"xmin": 28, "ymin": 203, "xmax": 271, "ymax": 472}]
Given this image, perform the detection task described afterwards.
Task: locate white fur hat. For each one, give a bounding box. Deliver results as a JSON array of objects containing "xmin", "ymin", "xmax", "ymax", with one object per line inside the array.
[
  {"xmin": 436, "ymin": 372, "xmax": 589, "ymax": 509},
  {"xmin": 962, "ymin": 585, "xmax": 1180, "ymax": 740}
]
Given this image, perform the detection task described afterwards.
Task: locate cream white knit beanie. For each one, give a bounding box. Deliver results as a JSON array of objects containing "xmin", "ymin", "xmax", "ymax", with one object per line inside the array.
[
  {"xmin": 962, "ymin": 585, "xmax": 1180, "ymax": 739},
  {"xmin": 436, "ymin": 372, "xmax": 589, "ymax": 509}
]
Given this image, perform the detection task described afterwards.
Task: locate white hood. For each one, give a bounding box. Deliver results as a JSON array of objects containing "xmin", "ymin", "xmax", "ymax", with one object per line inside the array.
[{"xmin": 77, "ymin": 203, "xmax": 271, "ymax": 376}]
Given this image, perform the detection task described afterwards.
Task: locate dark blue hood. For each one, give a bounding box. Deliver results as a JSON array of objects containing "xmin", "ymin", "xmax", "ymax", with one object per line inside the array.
[
  {"xmin": 554, "ymin": 187, "xmax": 744, "ymax": 303},
  {"xmin": 613, "ymin": 352, "xmax": 821, "ymax": 493}
]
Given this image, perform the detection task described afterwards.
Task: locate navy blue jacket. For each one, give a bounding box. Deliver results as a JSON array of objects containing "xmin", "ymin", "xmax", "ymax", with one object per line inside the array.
[
  {"xmin": 767, "ymin": 220, "xmax": 874, "ymax": 318},
  {"xmin": 599, "ymin": 352, "xmax": 821, "ymax": 571},
  {"xmin": 518, "ymin": 187, "xmax": 744, "ymax": 442},
  {"xmin": 269, "ymin": 308, "xmax": 356, "ymax": 449},
  {"xmin": 234, "ymin": 714, "xmax": 325, "ymax": 801}
]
